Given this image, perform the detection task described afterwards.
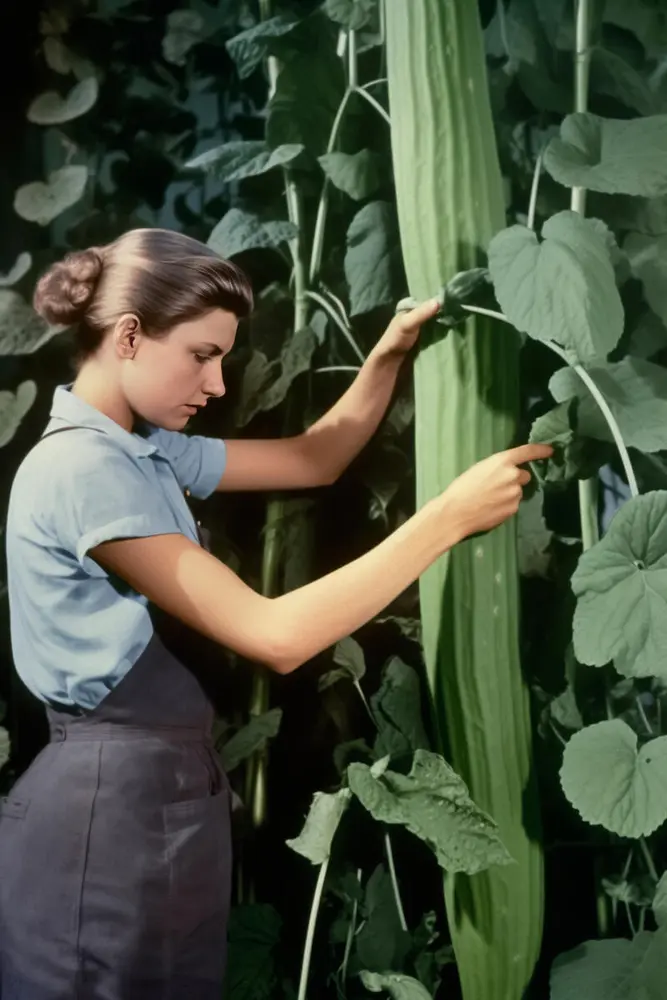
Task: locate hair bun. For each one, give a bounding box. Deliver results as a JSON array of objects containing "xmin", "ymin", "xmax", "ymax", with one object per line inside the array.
[{"xmin": 33, "ymin": 248, "xmax": 104, "ymax": 326}]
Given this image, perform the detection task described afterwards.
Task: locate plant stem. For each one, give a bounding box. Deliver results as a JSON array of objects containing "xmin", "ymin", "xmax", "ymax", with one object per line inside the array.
[
  {"xmin": 384, "ymin": 831, "xmax": 408, "ymax": 932},
  {"xmin": 639, "ymin": 837, "xmax": 659, "ymax": 883},
  {"xmin": 354, "ymin": 679, "xmax": 376, "ymax": 725},
  {"xmin": 624, "ymin": 899, "xmax": 637, "ymax": 936},
  {"xmin": 340, "ymin": 868, "xmax": 362, "ymax": 984},
  {"xmin": 305, "ymin": 290, "xmax": 365, "ymax": 361},
  {"xmin": 460, "ymin": 304, "xmax": 639, "ymax": 498},
  {"xmin": 297, "ymin": 858, "xmax": 330, "ymax": 1000},
  {"xmin": 315, "ymin": 366, "xmax": 361, "ymax": 375},
  {"xmin": 355, "ymin": 86, "xmax": 391, "ymax": 124},
  {"xmin": 527, "ymin": 148, "xmax": 544, "ymax": 231},
  {"xmin": 571, "ymin": 0, "xmax": 599, "ymax": 549},
  {"xmin": 636, "ymin": 695, "xmax": 654, "ymax": 736},
  {"xmin": 309, "ymin": 88, "xmax": 352, "ymax": 283}
]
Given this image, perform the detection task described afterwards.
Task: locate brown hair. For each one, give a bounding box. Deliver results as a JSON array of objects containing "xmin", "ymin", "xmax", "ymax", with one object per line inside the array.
[{"xmin": 33, "ymin": 228, "xmax": 254, "ymax": 361}]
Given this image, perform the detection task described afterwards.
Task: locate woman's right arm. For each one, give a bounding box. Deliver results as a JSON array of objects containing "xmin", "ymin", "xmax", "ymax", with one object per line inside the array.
[{"xmin": 92, "ymin": 443, "xmax": 551, "ymax": 674}]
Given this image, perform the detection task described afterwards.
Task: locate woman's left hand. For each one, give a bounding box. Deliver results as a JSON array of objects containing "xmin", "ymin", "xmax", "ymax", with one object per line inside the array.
[{"xmin": 373, "ymin": 298, "xmax": 441, "ymax": 360}]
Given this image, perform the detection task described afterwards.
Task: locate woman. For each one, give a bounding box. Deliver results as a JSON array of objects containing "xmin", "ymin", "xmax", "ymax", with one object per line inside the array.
[{"xmin": 0, "ymin": 227, "xmax": 550, "ymax": 999}]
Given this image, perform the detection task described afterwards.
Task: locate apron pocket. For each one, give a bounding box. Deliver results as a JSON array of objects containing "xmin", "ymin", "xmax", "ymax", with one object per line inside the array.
[{"xmin": 163, "ymin": 786, "xmax": 232, "ymax": 938}]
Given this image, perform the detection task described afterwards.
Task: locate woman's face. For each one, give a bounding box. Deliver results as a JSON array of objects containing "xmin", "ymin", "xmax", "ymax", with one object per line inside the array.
[{"xmin": 122, "ymin": 309, "xmax": 238, "ymax": 430}]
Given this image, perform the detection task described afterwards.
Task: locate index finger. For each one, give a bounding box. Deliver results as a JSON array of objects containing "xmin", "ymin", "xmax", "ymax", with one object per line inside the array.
[
  {"xmin": 504, "ymin": 443, "xmax": 554, "ymax": 465},
  {"xmin": 397, "ymin": 297, "xmax": 441, "ymax": 328}
]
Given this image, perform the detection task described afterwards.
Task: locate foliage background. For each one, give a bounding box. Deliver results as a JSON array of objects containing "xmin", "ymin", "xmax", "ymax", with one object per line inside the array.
[{"xmin": 2, "ymin": 1, "xmax": 667, "ymax": 997}]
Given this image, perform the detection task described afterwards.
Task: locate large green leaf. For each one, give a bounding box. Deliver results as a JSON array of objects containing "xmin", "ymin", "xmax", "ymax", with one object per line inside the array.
[
  {"xmin": 487, "ymin": 211, "xmax": 624, "ymax": 362},
  {"xmin": 572, "ymin": 492, "xmax": 667, "ymax": 679},
  {"xmin": 218, "ymin": 708, "xmax": 283, "ymax": 773},
  {"xmin": 0, "ymin": 253, "xmax": 31, "ymax": 288},
  {"xmin": 549, "ymin": 358, "xmax": 667, "ymax": 454},
  {"xmin": 186, "ymin": 141, "xmax": 304, "ymax": 180},
  {"xmin": 544, "ymin": 113, "xmax": 667, "ymax": 198},
  {"xmin": 589, "ymin": 48, "xmax": 657, "ymax": 116},
  {"xmin": 235, "ymin": 326, "xmax": 318, "ymax": 426},
  {"xmin": 208, "ymin": 208, "xmax": 298, "ymax": 258},
  {"xmin": 550, "ymin": 933, "xmax": 660, "ymax": 1000},
  {"xmin": 318, "ymin": 149, "xmax": 381, "ymax": 201},
  {"xmin": 560, "ymin": 720, "xmax": 667, "ymax": 837},
  {"xmin": 266, "ymin": 41, "xmax": 346, "ymax": 155},
  {"xmin": 625, "ymin": 233, "xmax": 667, "ymax": 327},
  {"xmin": 27, "ymin": 77, "xmax": 98, "ymax": 125},
  {"xmin": 347, "ymin": 750, "xmax": 513, "ymax": 875},
  {"xmin": 14, "ymin": 166, "xmax": 89, "ymax": 226},
  {"xmin": 226, "ymin": 14, "xmax": 298, "ymax": 79},
  {"xmin": 517, "ymin": 491, "xmax": 553, "ymax": 577},
  {"xmin": 162, "ymin": 9, "xmax": 205, "ymax": 65},
  {"xmin": 286, "ymin": 787, "xmax": 351, "ymax": 864},
  {"xmin": 345, "ymin": 201, "xmax": 396, "ymax": 316},
  {"xmin": 324, "ymin": 0, "xmax": 376, "ymax": 31},
  {"xmin": 0, "ymin": 291, "xmax": 61, "ymax": 355},
  {"xmin": 225, "ymin": 903, "xmax": 282, "ymax": 1000},
  {"xmin": 360, "ymin": 971, "xmax": 433, "ymax": 1000},
  {"xmin": 0, "ymin": 381, "xmax": 37, "ymax": 449},
  {"xmin": 370, "ymin": 657, "xmax": 430, "ymax": 758}
]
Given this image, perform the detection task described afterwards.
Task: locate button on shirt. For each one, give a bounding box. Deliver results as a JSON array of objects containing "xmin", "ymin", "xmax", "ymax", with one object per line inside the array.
[{"xmin": 5, "ymin": 385, "xmax": 227, "ymax": 710}]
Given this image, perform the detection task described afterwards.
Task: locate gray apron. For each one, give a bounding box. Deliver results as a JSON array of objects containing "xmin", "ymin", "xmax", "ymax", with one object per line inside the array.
[{"xmin": 0, "ymin": 426, "xmax": 233, "ymax": 999}]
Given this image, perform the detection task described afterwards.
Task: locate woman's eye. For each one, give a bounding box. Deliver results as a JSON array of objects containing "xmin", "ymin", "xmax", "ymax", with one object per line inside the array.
[{"xmin": 194, "ymin": 354, "xmax": 209, "ymax": 364}]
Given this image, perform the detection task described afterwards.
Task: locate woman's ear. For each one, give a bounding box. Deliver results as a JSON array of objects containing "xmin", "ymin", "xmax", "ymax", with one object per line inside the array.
[{"xmin": 114, "ymin": 314, "xmax": 142, "ymax": 358}]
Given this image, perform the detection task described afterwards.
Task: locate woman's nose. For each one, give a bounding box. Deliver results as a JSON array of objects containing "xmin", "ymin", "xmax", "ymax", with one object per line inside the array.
[{"xmin": 203, "ymin": 363, "xmax": 225, "ymax": 398}]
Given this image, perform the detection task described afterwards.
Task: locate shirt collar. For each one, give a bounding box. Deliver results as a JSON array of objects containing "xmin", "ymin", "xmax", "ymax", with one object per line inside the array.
[{"xmin": 46, "ymin": 385, "xmax": 159, "ymax": 459}]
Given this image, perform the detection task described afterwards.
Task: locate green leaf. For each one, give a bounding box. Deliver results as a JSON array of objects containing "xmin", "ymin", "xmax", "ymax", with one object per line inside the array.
[
  {"xmin": 560, "ymin": 720, "xmax": 667, "ymax": 837},
  {"xmin": 162, "ymin": 9, "xmax": 205, "ymax": 65},
  {"xmin": 27, "ymin": 77, "xmax": 98, "ymax": 125},
  {"xmin": 628, "ymin": 310, "xmax": 667, "ymax": 361},
  {"xmin": 286, "ymin": 787, "xmax": 351, "ymax": 864},
  {"xmin": 550, "ymin": 933, "xmax": 657, "ymax": 1000},
  {"xmin": 0, "ymin": 291, "xmax": 62, "ymax": 355},
  {"xmin": 235, "ymin": 351, "xmax": 277, "ymax": 427},
  {"xmin": 226, "ymin": 14, "xmax": 298, "ymax": 79},
  {"xmin": 42, "ymin": 37, "xmax": 93, "ymax": 78},
  {"xmin": 517, "ymin": 491, "xmax": 553, "ymax": 577},
  {"xmin": 237, "ymin": 327, "xmax": 318, "ymax": 427},
  {"xmin": 550, "ymin": 685, "xmax": 584, "ymax": 732},
  {"xmin": 371, "ymin": 657, "xmax": 430, "ymax": 758},
  {"xmin": 0, "ymin": 381, "xmax": 37, "ymax": 449},
  {"xmin": 572, "ymin": 492, "xmax": 667, "ymax": 679},
  {"xmin": 318, "ymin": 150, "xmax": 381, "ymax": 201},
  {"xmin": 0, "ymin": 253, "xmax": 32, "ymax": 288},
  {"xmin": 345, "ymin": 201, "xmax": 397, "ymax": 316},
  {"xmin": 266, "ymin": 41, "xmax": 346, "ymax": 156},
  {"xmin": 348, "ymin": 750, "xmax": 513, "ymax": 875},
  {"xmin": 324, "ymin": 0, "xmax": 376, "ymax": 31},
  {"xmin": 625, "ymin": 233, "xmax": 667, "ymax": 327},
  {"xmin": 225, "ymin": 903, "xmax": 282, "ymax": 1000},
  {"xmin": 14, "ymin": 166, "xmax": 89, "ymax": 226},
  {"xmin": 186, "ymin": 141, "xmax": 304, "ymax": 180},
  {"xmin": 356, "ymin": 865, "xmax": 411, "ymax": 973},
  {"xmin": 529, "ymin": 399, "xmax": 611, "ymax": 486},
  {"xmin": 653, "ymin": 872, "xmax": 667, "ymax": 927},
  {"xmin": 319, "ymin": 635, "xmax": 366, "ymax": 691},
  {"xmin": 549, "ymin": 358, "xmax": 667, "ymax": 454},
  {"xmin": 487, "ymin": 211, "xmax": 624, "ymax": 362},
  {"xmin": 219, "ymin": 708, "xmax": 283, "ymax": 773},
  {"xmin": 360, "ymin": 971, "xmax": 433, "ymax": 1000},
  {"xmin": 544, "ymin": 113, "xmax": 667, "ymax": 198},
  {"xmin": 208, "ymin": 208, "xmax": 298, "ymax": 258},
  {"xmin": 589, "ymin": 48, "xmax": 657, "ymax": 116}
]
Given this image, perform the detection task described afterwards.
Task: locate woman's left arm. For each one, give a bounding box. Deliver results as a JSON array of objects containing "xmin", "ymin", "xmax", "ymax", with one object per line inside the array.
[{"xmin": 216, "ymin": 298, "xmax": 440, "ymax": 492}]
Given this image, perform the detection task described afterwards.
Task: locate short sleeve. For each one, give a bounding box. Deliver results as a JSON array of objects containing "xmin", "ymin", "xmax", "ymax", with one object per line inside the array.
[
  {"xmin": 147, "ymin": 428, "xmax": 227, "ymax": 499},
  {"xmin": 46, "ymin": 432, "xmax": 180, "ymax": 577}
]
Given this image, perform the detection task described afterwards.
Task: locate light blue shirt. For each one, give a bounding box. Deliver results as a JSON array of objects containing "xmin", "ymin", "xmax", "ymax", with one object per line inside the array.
[{"xmin": 5, "ymin": 385, "xmax": 227, "ymax": 710}]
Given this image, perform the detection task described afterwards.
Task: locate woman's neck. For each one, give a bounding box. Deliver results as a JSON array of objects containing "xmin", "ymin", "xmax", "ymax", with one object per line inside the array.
[{"xmin": 71, "ymin": 361, "xmax": 134, "ymax": 433}]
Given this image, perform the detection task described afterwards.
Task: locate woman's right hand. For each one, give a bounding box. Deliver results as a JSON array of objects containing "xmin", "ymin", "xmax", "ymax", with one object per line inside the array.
[{"xmin": 438, "ymin": 443, "xmax": 554, "ymax": 541}]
